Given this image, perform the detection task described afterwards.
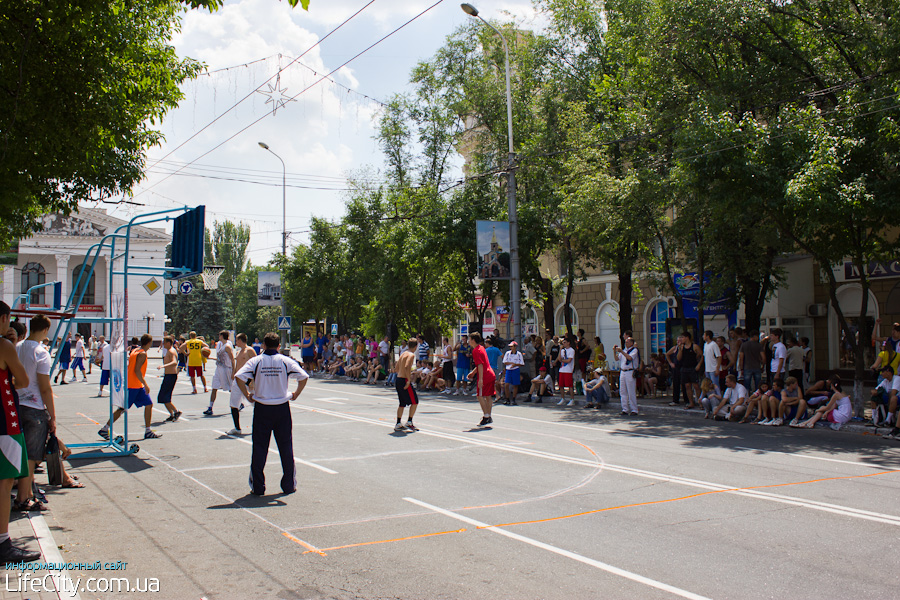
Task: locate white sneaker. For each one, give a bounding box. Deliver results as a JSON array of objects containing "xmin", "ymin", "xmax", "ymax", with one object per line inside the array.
[
  {"xmin": 771, "ymin": 418, "xmax": 783, "ymax": 426},
  {"xmin": 557, "ymin": 399, "xmax": 566, "ymax": 406},
  {"xmin": 227, "ymin": 428, "xmax": 242, "ymax": 436},
  {"xmin": 394, "ymin": 422, "xmax": 406, "ymax": 431},
  {"xmin": 566, "ymin": 400, "xmax": 575, "ymax": 407},
  {"xmin": 758, "ymin": 419, "xmax": 772, "ymax": 425},
  {"xmin": 789, "ymin": 419, "xmax": 800, "ymax": 427},
  {"xmin": 452, "ymin": 390, "xmax": 459, "ymax": 396}
]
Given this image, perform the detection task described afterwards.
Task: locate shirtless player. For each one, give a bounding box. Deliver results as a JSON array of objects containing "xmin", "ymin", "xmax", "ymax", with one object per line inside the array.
[
  {"xmin": 228, "ymin": 334, "xmax": 257, "ymax": 436},
  {"xmin": 156, "ymin": 336, "xmax": 182, "ymax": 422},
  {"xmin": 393, "ymin": 339, "xmax": 419, "ymax": 432}
]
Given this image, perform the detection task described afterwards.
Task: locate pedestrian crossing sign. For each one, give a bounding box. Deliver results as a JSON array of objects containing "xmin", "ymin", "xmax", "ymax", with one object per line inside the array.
[{"xmin": 278, "ymin": 316, "xmax": 292, "ymax": 330}]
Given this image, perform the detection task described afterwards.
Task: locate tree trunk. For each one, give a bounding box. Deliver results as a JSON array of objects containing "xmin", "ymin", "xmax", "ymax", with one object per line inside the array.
[
  {"xmin": 617, "ymin": 265, "xmax": 633, "ymax": 339},
  {"xmin": 541, "ymin": 276, "xmax": 554, "ymax": 337}
]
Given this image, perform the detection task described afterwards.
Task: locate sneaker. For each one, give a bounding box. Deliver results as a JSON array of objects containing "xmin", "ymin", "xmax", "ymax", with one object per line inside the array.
[
  {"xmin": 452, "ymin": 390, "xmax": 459, "ymax": 396},
  {"xmin": 509, "ymin": 399, "xmax": 518, "ymax": 406},
  {"xmin": 164, "ymin": 413, "xmax": 177, "ymax": 423},
  {"xmin": 478, "ymin": 417, "xmax": 490, "ymax": 427},
  {"xmin": 789, "ymin": 419, "xmax": 800, "ymax": 427},
  {"xmin": 394, "ymin": 422, "xmax": 406, "ymax": 431},
  {"xmin": 668, "ymin": 401, "xmax": 681, "ymax": 406},
  {"xmin": 622, "ymin": 411, "xmax": 628, "ymax": 416},
  {"xmin": 485, "ymin": 416, "xmax": 493, "ymax": 425},
  {"xmin": 557, "ymin": 399, "xmax": 566, "ymax": 406},
  {"xmin": 0, "ymin": 538, "xmax": 41, "ymax": 563},
  {"xmin": 771, "ymin": 418, "xmax": 783, "ymax": 426},
  {"xmin": 566, "ymin": 400, "xmax": 575, "ymax": 407},
  {"xmin": 143, "ymin": 430, "xmax": 162, "ymax": 439},
  {"xmin": 758, "ymin": 419, "xmax": 772, "ymax": 425},
  {"xmin": 202, "ymin": 407, "xmax": 213, "ymax": 416},
  {"xmin": 173, "ymin": 411, "xmax": 183, "ymax": 421},
  {"xmin": 523, "ymin": 396, "xmax": 533, "ymax": 403},
  {"xmin": 98, "ymin": 428, "xmax": 109, "ymax": 440},
  {"xmin": 630, "ymin": 411, "xmax": 639, "ymax": 416},
  {"xmin": 227, "ymin": 428, "xmax": 242, "ymax": 436},
  {"xmin": 830, "ymin": 422, "xmax": 843, "ymax": 431},
  {"xmin": 493, "ymin": 398, "xmax": 504, "ymax": 405},
  {"xmin": 882, "ymin": 430, "xmax": 900, "ymax": 440},
  {"xmin": 405, "ymin": 422, "xmax": 419, "ymax": 431},
  {"xmin": 535, "ymin": 398, "xmax": 542, "ymax": 403}
]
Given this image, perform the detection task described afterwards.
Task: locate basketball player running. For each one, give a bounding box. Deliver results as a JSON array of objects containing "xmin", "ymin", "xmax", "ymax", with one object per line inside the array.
[
  {"xmin": 185, "ymin": 331, "xmax": 208, "ymax": 394},
  {"xmin": 394, "ymin": 339, "xmax": 419, "ymax": 431},
  {"xmin": 98, "ymin": 334, "xmax": 162, "ymax": 440},
  {"xmin": 204, "ymin": 331, "xmax": 234, "ymax": 415},
  {"xmin": 228, "ymin": 333, "xmax": 256, "ymax": 435},
  {"xmin": 156, "ymin": 336, "xmax": 182, "ymax": 422}
]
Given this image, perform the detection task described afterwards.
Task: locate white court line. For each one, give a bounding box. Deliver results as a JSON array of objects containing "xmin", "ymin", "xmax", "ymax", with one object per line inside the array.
[
  {"xmin": 733, "ymin": 446, "xmax": 894, "ymax": 469},
  {"xmin": 181, "ymin": 461, "xmax": 279, "ymax": 473},
  {"xmin": 212, "ymin": 429, "xmax": 338, "ymax": 475},
  {"xmin": 405, "ymin": 498, "xmax": 711, "ymax": 600},
  {"xmin": 140, "ymin": 448, "xmax": 324, "ymax": 555},
  {"xmin": 293, "ymin": 404, "xmax": 900, "ymax": 526},
  {"xmin": 309, "ymin": 397, "xmax": 347, "ymax": 405},
  {"xmin": 28, "ymin": 513, "xmax": 83, "ymax": 600}
]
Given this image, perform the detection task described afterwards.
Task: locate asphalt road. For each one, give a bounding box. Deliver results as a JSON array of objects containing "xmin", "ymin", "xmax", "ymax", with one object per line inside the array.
[{"xmin": 6, "ymin": 360, "xmax": 900, "ymax": 600}]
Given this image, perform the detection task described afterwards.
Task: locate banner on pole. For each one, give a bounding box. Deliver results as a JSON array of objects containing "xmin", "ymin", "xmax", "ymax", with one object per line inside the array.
[
  {"xmin": 476, "ymin": 221, "xmax": 511, "ymax": 280},
  {"xmin": 257, "ymin": 271, "xmax": 282, "ymax": 306}
]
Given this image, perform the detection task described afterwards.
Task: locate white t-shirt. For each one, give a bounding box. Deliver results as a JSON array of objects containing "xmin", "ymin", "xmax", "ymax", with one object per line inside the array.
[
  {"xmin": 234, "ymin": 351, "xmax": 308, "ymax": 405},
  {"xmin": 75, "ymin": 339, "xmax": 86, "ymax": 358},
  {"xmin": 587, "ymin": 375, "xmax": 607, "ymax": 390},
  {"xmin": 559, "ymin": 347, "xmax": 575, "ymax": 373},
  {"xmin": 723, "ymin": 383, "xmax": 748, "ymax": 405},
  {"xmin": 703, "ymin": 341, "xmax": 721, "ymax": 372},
  {"xmin": 102, "ymin": 343, "xmax": 112, "ymax": 371},
  {"xmin": 619, "ymin": 347, "xmax": 638, "ymax": 371},
  {"xmin": 771, "ymin": 342, "xmax": 787, "ymax": 375},
  {"xmin": 16, "ymin": 340, "xmax": 51, "ymax": 410},
  {"xmin": 532, "ymin": 373, "xmax": 554, "ymax": 393},
  {"xmin": 502, "ymin": 351, "xmax": 524, "ymax": 371},
  {"xmin": 379, "ymin": 340, "xmax": 390, "ymax": 357}
]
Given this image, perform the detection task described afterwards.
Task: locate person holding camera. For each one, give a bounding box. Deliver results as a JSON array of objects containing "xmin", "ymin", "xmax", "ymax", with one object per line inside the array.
[{"xmin": 615, "ymin": 336, "xmax": 640, "ymax": 415}]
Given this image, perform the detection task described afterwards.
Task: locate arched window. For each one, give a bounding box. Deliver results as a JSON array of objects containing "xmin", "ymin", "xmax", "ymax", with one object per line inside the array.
[
  {"xmin": 21, "ymin": 263, "xmax": 45, "ymax": 305},
  {"xmin": 554, "ymin": 303, "xmax": 579, "ymax": 336},
  {"xmin": 72, "ymin": 264, "xmax": 95, "ymax": 305},
  {"xmin": 648, "ymin": 301, "xmax": 669, "ymax": 355}
]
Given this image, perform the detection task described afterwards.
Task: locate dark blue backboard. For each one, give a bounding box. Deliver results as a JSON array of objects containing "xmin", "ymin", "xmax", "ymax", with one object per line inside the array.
[{"xmin": 169, "ymin": 205, "xmax": 205, "ymax": 279}]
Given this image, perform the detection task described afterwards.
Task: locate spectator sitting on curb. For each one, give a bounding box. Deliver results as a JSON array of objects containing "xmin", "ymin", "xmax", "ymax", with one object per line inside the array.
[
  {"xmin": 797, "ymin": 376, "xmax": 852, "ymax": 430},
  {"xmin": 709, "ymin": 374, "xmax": 747, "ymax": 420},
  {"xmin": 740, "ymin": 381, "xmax": 771, "ymax": 424},
  {"xmin": 775, "ymin": 376, "xmax": 807, "ymax": 426},
  {"xmin": 870, "ymin": 366, "xmax": 894, "ymax": 425},
  {"xmin": 525, "ymin": 367, "xmax": 554, "ymax": 403},
  {"xmin": 757, "ymin": 378, "xmax": 785, "ymax": 425},
  {"xmin": 699, "ymin": 377, "xmax": 722, "ymax": 418},
  {"xmin": 585, "ymin": 367, "xmax": 609, "ymax": 409}
]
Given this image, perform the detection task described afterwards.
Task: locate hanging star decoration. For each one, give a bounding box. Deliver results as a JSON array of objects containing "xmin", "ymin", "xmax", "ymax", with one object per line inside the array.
[{"xmin": 257, "ymin": 73, "xmax": 296, "ymax": 116}]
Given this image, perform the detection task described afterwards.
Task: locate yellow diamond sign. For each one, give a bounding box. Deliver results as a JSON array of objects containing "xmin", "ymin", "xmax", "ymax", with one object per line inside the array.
[{"xmin": 143, "ymin": 277, "xmax": 161, "ymax": 295}]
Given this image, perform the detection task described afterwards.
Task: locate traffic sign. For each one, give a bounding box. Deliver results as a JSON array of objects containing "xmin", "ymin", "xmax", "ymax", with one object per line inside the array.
[
  {"xmin": 179, "ymin": 280, "xmax": 194, "ymax": 295},
  {"xmin": 143, "ymin": 277, "xmax": 161, "ymax": 295},
  {"xmin": 330, "ymin": 323, "xmax": 338, "ymax": 335},
  {"xmin": 278, "ymin": 316, "xmax": 292, "ymax": 330}
]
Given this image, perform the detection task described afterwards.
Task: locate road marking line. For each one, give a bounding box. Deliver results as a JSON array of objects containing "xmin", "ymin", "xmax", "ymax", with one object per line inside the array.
[
  {"xmin": 294, "ymin": 404, "xmax": 900, "ymax": 526},
  {"xmin": 733, "ymin": 446, "xmax": 892, "ymax": 469},
  {"xmin": 77, "ymin": 412, "xmax": 101, "ymax": 425},
  {"xmin": 282, "ymin": 532, "xmax": 327, "ymax": 556},
  {"xmin": 302, "ymin": 528, "xmax": 467, "ymax": 554},
  {"xmin": 139, "ymin": 447, "xmax": 325, "ymax": 556},
  {"xmin": 404, "ymin": 498, "xmax": 712, "ymax": 600},
  {"xmin": 181, "ymin": 462, "xmax": 280, "ymax": 473},
  {"xmin": 212, "ymin": 429, "xmax": 338, "ymax": 475},
  {"xmin": 309, "ymin": 397, "xmax": 347, "ymax": 405},
  {"xmin": 28, "ymin": 513, "xmax": 83, "ymax": 600}
]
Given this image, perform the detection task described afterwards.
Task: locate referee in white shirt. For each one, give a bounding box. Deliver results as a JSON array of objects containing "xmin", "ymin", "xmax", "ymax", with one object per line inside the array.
[{"xmin": 235, "ymin": 333, "xmax": 309, "ymax": 496}]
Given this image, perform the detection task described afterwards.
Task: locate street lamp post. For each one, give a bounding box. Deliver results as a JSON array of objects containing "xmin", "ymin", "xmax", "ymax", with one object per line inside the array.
[
  {"xmin": 461, "ymin": 3, "xmax": 521, "ymax": 345},
  {"xmin": 258, "ymin": 142, "xmax": 288, "ymax": 352}
]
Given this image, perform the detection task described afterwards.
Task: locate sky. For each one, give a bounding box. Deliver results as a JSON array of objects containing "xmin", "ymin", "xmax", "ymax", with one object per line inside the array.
[{"xmin": 99, "ymin": 0, "xmax": 543, "ymax": 266}]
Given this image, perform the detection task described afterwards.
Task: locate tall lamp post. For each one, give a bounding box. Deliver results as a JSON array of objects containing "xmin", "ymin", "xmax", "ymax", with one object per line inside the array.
[
  {"xmin": 258, "ymin": 142, "xmax": 288, "ymax": 352},
  {"xmin": 461, "ymin": 3, "xmax": 520, "ymax": 345}
]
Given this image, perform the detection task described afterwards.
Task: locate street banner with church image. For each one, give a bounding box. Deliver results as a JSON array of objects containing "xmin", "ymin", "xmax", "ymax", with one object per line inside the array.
[{"xmin": 476, "ymin": 221, "xmax": 511, "ymax": 280}]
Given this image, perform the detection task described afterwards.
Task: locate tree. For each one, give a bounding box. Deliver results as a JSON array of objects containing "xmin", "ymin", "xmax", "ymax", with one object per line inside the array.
[
  {"xmin": 0, "ymin": 0, "xmax": 309, "ymax": 247},
  {"xmin": 204, "ymin": 220, "xmax": 250, "ymax": 296}
]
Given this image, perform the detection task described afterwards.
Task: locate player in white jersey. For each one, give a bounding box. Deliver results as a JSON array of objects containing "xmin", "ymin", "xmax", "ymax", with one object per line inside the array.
[
  {"xmin": 204, "ymin": 330, "xmax": 234, "ymax": 416},
  {"xmin": 227, "ymin": 333, "xmax": 257, "ymax": 436}
]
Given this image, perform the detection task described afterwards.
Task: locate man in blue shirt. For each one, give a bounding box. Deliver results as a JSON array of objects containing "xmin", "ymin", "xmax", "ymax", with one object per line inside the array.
[
  {"xmin": 416, "ymin": 334, "xmax": 430, "ymax": 362},
  {"xmin": 54, "ymin": 334, "xmax": 71, "ymax": 385},
  {"xmin": 485, "ymin": 337, "xmax": 502, "ymax": 399},
  {"xmin": 454, "ymin": 335, "xmax": 471, "ymax": 396}
]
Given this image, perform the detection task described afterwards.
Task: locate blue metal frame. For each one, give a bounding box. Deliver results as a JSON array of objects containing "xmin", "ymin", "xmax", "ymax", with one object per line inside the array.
[{"xmin": 27, "ymin": 207, "xmax": 202, "ymax": 459}]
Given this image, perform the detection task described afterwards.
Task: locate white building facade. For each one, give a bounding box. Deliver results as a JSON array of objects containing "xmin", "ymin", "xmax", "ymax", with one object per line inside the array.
[{"xmin": 1, "ymin": 208, "xmax": 171, "ymax": 340}]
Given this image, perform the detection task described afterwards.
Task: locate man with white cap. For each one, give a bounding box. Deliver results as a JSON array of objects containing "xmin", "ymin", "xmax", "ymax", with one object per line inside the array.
[
  {"xmin": 614, "ymin": 336, "xmax": 640, "ymax": 415},
  {"xmin": 502, "ymin": 340, "xmax": 525, "ymax": 405}
]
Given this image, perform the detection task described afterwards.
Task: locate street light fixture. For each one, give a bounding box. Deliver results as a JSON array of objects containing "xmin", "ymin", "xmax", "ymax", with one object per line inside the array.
[
  {"xmin": 258, "ymin": 141, "xmax": 288, "ymax": 352},
  {"xmin": 461, "ymin": 3, "xmax": 521, "ymax": 345}
]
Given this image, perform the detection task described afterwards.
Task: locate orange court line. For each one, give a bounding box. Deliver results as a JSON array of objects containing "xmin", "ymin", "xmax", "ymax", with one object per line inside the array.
[
  {"xmin": 301, "ymin": 528, "xmax": 466, "ymax": 554},
  {"xmin": 282, "ymin": 532, "xmax": 327, "ymax": 556},
  {"xmin": 77, "ymin": 412, "xmax": 101, "ymax": 425},
  {"xmin": 477, "ymin": 468, "xmax": 900, "ymax": 530}
]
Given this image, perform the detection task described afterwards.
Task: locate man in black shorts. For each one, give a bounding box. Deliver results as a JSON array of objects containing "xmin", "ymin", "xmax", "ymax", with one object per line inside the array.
[{"xmin": 394, "ymin": 339, "xmax": 419, "ymax": 431}]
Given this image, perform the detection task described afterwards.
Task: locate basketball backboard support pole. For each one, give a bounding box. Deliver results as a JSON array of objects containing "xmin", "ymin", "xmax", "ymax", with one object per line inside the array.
[{"xmin": 22, "ymin": 205, "xmax": 207, "ymax": 459}]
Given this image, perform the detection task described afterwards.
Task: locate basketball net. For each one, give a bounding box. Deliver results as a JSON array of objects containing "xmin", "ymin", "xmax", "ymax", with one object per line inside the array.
[{"xmin": 201, "ymin": 266, "xmax": 225, "ymax": 290}]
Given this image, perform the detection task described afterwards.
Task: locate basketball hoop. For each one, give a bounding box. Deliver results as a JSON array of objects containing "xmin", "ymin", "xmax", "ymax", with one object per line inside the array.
[{"xmin": 201, "ymin": 265, "xmax": 225, "ymax": 290}]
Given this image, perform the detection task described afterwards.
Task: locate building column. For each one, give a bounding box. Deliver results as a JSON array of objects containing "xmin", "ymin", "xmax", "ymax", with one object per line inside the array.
[
  {"xmin": 56, "ymin": 255, "xmax": 69, "ymax": 308},
  {"xmin": 2, "ymin": 266, "xmax": 15, "ymax": 307}
]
